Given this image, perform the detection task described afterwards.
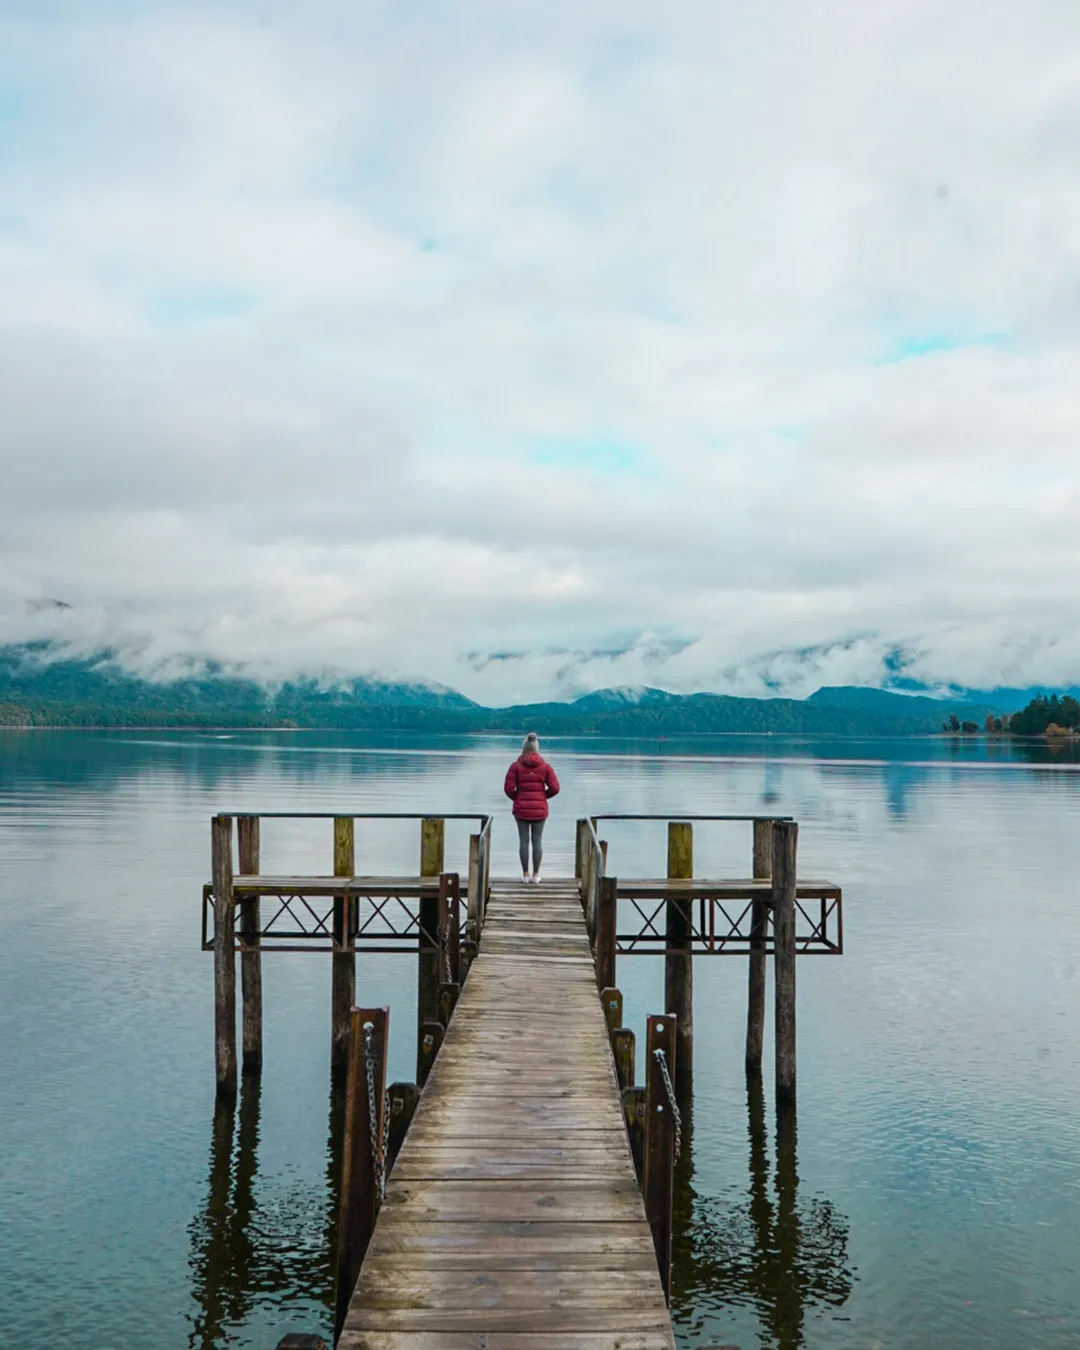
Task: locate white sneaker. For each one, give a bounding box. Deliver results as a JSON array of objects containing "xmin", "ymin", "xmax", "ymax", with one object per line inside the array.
[
  {"xmin": 523, "ymin": 873, "xmax": 532, "ymax": 884},
  {"xmin": 533, "ymin": 873, "xmax": 542, "ymax": 884}
]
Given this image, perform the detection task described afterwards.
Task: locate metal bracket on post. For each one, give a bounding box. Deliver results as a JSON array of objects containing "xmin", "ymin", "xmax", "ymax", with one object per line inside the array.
[{"xmin": 439, "ymin": 872, "xmax": 461, "ymax": 986}]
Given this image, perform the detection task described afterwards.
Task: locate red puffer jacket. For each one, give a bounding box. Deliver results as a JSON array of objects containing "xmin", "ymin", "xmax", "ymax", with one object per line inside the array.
[{"xmin": 504, "ymin": 753, "xmax": 560, "ymax": 820}]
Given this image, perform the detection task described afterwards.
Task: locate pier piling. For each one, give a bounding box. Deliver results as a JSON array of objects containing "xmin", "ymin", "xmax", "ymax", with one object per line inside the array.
[
  {"xmin": 334, "ymin": 1006, "xmax": 388, "ymax": 1342},
  {"xmin": 746, "ymin": 817, "xmax": 772, "ymax": 1074},
  {"xmin": 601, "ymin": 986, "xmax": 623, "ymax": 1031},
  {"xmin": 613, "ymin": 1026, "xmax": 636, "ymax": 1090},
  {"xmin": 211, "ymin": 814, "xmax": 237, "ymax": 1099},
  {"xmin": 665, "ymin": 822, "xmax": 693, "ymax": 1100},
  {"xmin": 466, "ymin": 832, "xmax": 480, "ymax": 943},
  {"xmin": 331, "ymin": 817, "xmax": 356, "ymax": 1078},
  {"xmin": 237, "ymin": 815, "xmax": 262, "ymax": 1076},
  {"xmin": 772, "ymin": 820, "xmax": 798, "ymax": 1103},
  {"xmin": 385, "ymin": 1081, "xmax": 420, "ymax": 1173},
  {"xmin": 596, "ymin": 875, "xmax": 618, "ymax": 992},
  {"xmin": 416, "ymin": 817, "xmax": 444, "ymax": 1080},
  {"xmin": 644, "ymin": 1011, "xmax": 678, "ymax": 1300}
]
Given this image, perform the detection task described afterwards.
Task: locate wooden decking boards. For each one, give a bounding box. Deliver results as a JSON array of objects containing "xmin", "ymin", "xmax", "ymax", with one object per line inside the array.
[{"xmin": 337, "ymin": 878, "xmax": 676, "ymax": 1350}]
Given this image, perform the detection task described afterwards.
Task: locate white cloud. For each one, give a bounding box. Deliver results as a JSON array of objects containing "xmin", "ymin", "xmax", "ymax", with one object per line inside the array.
[{"xmin": 2, "ymin": 0, "xmax": 1079, "ymax": 703}]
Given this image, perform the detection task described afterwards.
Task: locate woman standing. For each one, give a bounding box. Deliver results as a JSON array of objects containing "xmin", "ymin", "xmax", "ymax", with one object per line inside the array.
[{"xmin": 504, "ymin": 732, "xmax": 560, "ymax": 882}]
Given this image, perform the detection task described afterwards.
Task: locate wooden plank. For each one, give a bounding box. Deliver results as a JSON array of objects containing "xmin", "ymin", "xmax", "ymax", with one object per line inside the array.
[
  {"xmin": 344, "ymin": 1309, "xmax": 673, "ymax": 1332},
  {"xmin": 366, "ymin": 1220, "xmax": 657, "ymax": 1253},
  {"xmin": 340, "ymin": 1334, "xmax": 674, "ymax": 1350}
]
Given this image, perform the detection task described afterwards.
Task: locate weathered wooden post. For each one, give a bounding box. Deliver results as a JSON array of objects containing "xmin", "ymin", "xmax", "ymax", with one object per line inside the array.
[
  {"xmin": 466, "ymin": 833, "xmax": 480, "ymax": 943},
  {"xmin": 601, "ymin": 987, "xmax": 623, "ymax": 1031},
  {"xmin": 416, "ymin": 817, "xmax": 444, "ymax": 1080},
  {"xmin": 334, "ymin": 1006, "xmax": 388, "ymax": 1342},
  {"xmin": 596, "ymin": 876, "xmax": 617, "ymax": 992},
  {"xmin": 459, "ymin": 938, "xmax": 478, "ymax": 983},
  {"xmin": 331, "ymin": 816, "xmax": 356, "ymax": 1079},
  {"xmin": 417, "ymin": 1020, "xmax": 444, "ymax": 1086},
  {"xmin": 644, "ymin": 1011, "xmax": 678, "ymax": 1300},
  {"xmin": 772, "ymin": 820, "xmax": 798, "ymax": 1103},
  {"xmin": 211, "ymin": 814, "xmax": 237, "ymax": 1099},
  {"xmin": 603, "ymin": 986, "xmax": 635, "ymax": 1089},
  {"xmin": 622, "ymin": 1084, "xmax": 646, "ymax": 1179},
  {"xmin": 479, "ymin": 823, "xmax": 491, "ymax": 927},
  {"xmin": 575, "ymin": 817, "xmax": 587, "ymax": 882},
  {"xmin": 746, "ymin": 817, "xmax": 772, "ymax": 1074},
  {"xmin": 386, "ymin": 1081, "xmax": 421, "ymax": 1173},
  {"xmin": 612, "ymin": 1027, "xmax": 636, "ymax": 1091},
  {"xmin": 665, "ymin": 822, "xmax": 693, "ymax": 1100},
  {"xmin": 579, "ymin": 819, "xmax": 594, "ymax": 919},
  {"xmin": 236, "ymin": 815, "xmax": 262, "ymax": 1076}
]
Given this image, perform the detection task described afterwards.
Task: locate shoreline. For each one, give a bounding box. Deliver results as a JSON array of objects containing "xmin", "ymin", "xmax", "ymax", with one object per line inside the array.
[{"xmin": 1, "ymin": 723, "xmax": 1075, "ymax": 743}]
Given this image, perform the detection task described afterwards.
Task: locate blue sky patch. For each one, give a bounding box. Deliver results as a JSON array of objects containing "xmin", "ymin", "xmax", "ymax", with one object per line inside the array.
[
  {"xmin": 146, "ymin": 290, "xmax": 256, "ymax": 325},
  {"xmin": 876, "ymin": 330, "xmax": 1007, "ymax": 364},
  {"xmin": 530, "ymin": 437, "xmax": 648, "ymax": 475}
]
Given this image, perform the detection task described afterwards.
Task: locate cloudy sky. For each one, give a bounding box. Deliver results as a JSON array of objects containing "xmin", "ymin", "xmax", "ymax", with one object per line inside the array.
[{"xmin": 2, "ymin": 1, "xmax": 1079, "ymax": 703}]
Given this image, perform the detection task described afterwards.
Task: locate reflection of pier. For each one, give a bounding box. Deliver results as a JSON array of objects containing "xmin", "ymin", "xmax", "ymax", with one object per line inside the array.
[
  {"xmin": 672, "ymin": 1076, "xmax": 855, "ymax": 1350},
  {"xmin": 187, "ymin": 1079, "xmax": 336, "ymax": 1349}
]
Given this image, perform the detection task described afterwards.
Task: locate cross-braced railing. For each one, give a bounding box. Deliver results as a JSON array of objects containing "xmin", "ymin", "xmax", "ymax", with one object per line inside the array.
[
  {"xmin": 201, "ymin": 881, "xmax": 445, "ymax": 954},
  {"xmin": 615, "ymin": 886, "xmax": 842, "ymax": 955}
]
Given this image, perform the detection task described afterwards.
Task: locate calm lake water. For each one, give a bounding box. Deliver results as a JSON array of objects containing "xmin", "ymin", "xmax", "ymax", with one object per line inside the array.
[{"xmin": 2, "ymin": 729, "xmax": 1079, "ymax": 1350}]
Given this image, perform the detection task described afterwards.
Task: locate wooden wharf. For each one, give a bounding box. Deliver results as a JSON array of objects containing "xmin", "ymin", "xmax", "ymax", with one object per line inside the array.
[
  {"xmin": 201, "ymin": 812, "xmax": 844, "ymax": 1348},
  {"xmin": 337, "ymin": 878, "xmax": 675, "ymax": 1349}
]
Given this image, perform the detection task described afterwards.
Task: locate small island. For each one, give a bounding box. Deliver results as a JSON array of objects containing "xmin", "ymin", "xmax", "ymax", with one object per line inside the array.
[{"xmin": 945, "ymin": 694, "xmax": 1080, "ymax": 740}]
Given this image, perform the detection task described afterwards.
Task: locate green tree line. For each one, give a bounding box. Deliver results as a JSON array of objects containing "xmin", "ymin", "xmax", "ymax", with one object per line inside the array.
[{"xmin": 1008, "ymin": 694, "xmax": 1080, "ymax": 737}]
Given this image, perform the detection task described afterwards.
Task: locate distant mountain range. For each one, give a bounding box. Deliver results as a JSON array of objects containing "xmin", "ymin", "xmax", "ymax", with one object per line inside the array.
[{"xmin": 2, "ymin": 641, "xmax": 1063, "ymax": 736}]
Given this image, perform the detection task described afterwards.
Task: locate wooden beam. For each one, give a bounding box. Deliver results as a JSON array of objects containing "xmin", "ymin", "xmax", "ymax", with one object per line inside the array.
[
  {"xmin": 211, "ymin": 814, "xmax": 237, "ymax": 1099},
  {"xmin": 332, "ymin": 816, "xmax": 356, "ymax": 1079},
  {"xmin": 746, "ymin": 818, "xmax": 771, "ymax": 1074},
  {"xmin": 643, "ymin": 1012, "xmax": 677, "ymax": 1300},
  {"xmin": 417, "ymin": 819, "xmax": 445, "ymax": 1079},
  {"xmin": 665, "ymin": 823, "xmax": 693, "ymax": 1101},
  {"xmin": 237, "ymin": 815, "xmax": 262, "ymax": 1076},
  {"xmin": 596, "ymin": 877, "xmax": 617, "ymax": 993},
  {"xmin": 772, "ymin": 820, "xmax": 798, "ymax": 1103}
]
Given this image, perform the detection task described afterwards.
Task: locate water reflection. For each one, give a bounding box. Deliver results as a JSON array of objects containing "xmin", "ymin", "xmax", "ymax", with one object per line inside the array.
[
  {"xmin": 187, "ymin": 1079, "xmax": 335, "ymax": 1348},
  {"xmin": 672, "ymin": 1075, "xmax": 855, "ymax": 1348}
]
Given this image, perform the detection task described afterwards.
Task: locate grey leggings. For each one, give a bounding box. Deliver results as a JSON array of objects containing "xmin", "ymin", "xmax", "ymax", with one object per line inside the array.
[{"xmin": 517, "ymin": 818, "xmax": 545, "ymax": 873}]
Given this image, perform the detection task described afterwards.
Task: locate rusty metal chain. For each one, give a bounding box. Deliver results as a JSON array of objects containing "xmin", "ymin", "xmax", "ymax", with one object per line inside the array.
[
  {"xmin": 362, "ymin": 1021, "xmax": 386, "ymax": 1201},
  {"xmin": 653, "ymin": 1046, "xmax": 682, "ymax": 1161}
]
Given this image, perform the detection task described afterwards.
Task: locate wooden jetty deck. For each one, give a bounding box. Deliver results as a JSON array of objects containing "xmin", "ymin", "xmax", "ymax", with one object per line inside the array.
[{"xmin": 336, "ymin": 877, "xmax": 676, "ymax": 1350}]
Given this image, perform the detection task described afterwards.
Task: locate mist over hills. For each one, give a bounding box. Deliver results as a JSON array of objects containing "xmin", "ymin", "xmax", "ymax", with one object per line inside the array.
[{"xmin": 0, "ymin": 642, "xmax": 1035, "ymax": 735}]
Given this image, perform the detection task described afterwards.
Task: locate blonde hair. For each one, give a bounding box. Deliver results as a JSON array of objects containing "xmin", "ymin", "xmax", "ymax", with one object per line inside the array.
[{"xmin": 521, "ymin": 731, "xmax": 540, "ymax": 757}]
